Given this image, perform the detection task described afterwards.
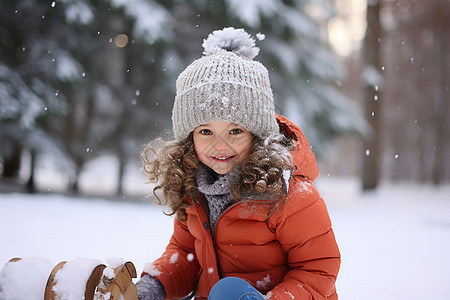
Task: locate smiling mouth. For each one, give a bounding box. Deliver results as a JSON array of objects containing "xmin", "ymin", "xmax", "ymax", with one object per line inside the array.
[{"xmin": 211, "ymin": 156, "xmax": 235, "ymax": 162}]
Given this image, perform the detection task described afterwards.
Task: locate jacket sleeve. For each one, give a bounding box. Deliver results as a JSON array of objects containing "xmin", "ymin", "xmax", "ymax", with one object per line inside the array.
[
  {"xmin": 142, "ymin": 218, "xmax": 201, "ymax": 299},
  {"xmin": 267, "ymin": 178, "xmax": 341, "ymax": 299}
]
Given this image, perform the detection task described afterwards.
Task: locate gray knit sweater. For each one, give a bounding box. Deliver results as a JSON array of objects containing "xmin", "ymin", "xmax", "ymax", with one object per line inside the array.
[{"xmin": 196, "ymin": 164, "xmax": 236, "ymax": 235}]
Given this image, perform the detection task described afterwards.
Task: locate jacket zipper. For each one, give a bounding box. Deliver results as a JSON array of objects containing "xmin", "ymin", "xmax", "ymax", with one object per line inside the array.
[{"xmin": 211, "ymin": 200, "xmax": 242, "ymax": 279}]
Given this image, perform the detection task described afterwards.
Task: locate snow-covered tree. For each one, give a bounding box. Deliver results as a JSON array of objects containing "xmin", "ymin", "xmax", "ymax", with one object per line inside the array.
[
  {"xmin": 0, "ymin": 0, "xmax": 71, "ymax": 188},
  {"xmin": 0, "ymin": 0, "xmax": 173, "ymax": 192}
]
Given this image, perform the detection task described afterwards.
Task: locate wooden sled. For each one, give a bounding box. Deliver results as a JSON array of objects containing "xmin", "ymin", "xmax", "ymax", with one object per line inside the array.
[
  {"xmin": 95, "ymin": 261, "xmax": 138, "ymax": 299},
  {"xmin": 44, "ymin": 260, "xmax": 107, "ymax": 300},
  {"xmin": 1, "ymin": 258, "xmax": 138, "ymax": 300}
]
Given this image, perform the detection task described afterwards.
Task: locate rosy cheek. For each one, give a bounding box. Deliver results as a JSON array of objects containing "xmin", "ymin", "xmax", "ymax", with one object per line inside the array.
[
  {"xmin": 193, "ymin": 138, "xmax": 202, "ymax": 155},
  {"xmin": 194, "ymin": 144, "xmax": 208, "ymax": 162},
  {"xmin": 194, "ymin": 147, "xmax": 203, "ymax": 159},
  {"xmin": 238, "ymin": 140, "xmax": 250, "ymax": 151}
]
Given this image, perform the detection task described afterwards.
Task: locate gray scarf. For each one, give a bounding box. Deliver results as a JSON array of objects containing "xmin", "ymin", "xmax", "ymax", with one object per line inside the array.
[{"xmin": 196, "ymin": 165, "xmax": 236, "ymax": 235}]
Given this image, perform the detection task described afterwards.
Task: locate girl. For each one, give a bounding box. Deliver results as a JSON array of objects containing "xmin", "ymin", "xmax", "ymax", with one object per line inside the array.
[{"xmin": 137, "ymin": 28, "xmax": 340, "ymax": 299}]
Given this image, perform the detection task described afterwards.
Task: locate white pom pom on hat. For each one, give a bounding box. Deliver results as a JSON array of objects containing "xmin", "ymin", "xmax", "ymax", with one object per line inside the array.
[
  {"xmin": 172, "ymin": 27, "xmax": 279, "ymax": 141},
  {"xmin": 202, "ymin": 27, "xmax": 260, "ymax": 59}
]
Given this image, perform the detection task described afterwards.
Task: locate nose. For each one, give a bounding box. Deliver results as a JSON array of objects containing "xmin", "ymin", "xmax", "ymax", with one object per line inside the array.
[{"xmin": 212, "ymin": 136, "xmax": 231, "ymax": 152}]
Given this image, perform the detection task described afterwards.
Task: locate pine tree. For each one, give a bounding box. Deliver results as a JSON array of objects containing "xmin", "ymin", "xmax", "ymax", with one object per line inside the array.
[
  {"xmin": 0, "ymin": 0, "xmax": 70, "ymax": 189},
  {"xmin": 0, "ymin": 0, "xmax": 173, "ymax": 192}
]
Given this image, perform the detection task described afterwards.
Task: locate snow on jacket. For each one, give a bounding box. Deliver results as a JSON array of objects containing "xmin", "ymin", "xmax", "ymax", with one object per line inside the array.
[{"xmin": 144, "ymin": 114, "xmax": 341, "ymax": 299}]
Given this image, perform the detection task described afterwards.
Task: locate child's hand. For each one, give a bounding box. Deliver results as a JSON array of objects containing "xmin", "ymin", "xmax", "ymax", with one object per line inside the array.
[{"xmin": 135, "ymin": 274, "xmax": 166, "ymax": 300}]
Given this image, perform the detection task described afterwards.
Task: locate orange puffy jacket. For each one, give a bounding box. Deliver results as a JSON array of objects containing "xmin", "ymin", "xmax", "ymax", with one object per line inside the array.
[{"xmin": 145, "ymin": 114, "xmax": 341, "ymax": 299}]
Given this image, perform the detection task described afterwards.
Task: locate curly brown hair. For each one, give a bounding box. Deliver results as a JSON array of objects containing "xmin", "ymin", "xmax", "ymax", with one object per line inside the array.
[{"xmin": 141, "ymin": 132, "xmax": 294, "ymax": 221}]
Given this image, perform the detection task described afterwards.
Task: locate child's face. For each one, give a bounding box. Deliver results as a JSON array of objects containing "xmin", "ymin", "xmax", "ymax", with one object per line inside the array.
[{"xmin": 193, "ymin": 121, "xmax": 253, "ymax": 175}]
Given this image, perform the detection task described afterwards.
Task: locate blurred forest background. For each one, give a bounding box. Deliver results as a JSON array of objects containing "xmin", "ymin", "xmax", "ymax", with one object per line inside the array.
[{"xmin": 1, "ymin": 0, "xmax": 449, "ymax": 196}]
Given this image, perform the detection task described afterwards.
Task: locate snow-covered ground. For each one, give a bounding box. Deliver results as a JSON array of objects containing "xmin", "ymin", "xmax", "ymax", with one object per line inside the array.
[{"xmin": 1, "ymin": 160, "xmax": 449, "ymax": 299}]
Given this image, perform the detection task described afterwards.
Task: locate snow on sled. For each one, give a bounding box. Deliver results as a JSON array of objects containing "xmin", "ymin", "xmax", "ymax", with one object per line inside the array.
[{"xmin": 0, "ymin": 257, "xmax": 138, "ymax": 300}]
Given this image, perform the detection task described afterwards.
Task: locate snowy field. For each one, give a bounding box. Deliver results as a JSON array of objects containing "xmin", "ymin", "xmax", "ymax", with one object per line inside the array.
[{"xmin": 1, "ymin": 158, "xmax": 449, "ymax": 299}]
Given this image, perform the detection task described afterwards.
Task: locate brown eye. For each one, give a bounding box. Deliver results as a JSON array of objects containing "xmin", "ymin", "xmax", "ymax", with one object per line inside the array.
[
  {"xmin": 199, "ymin": 129, "xmax": 212, "ymax": 135},
  {"xmin": 230, "ymin": 128, "xmax": 243, "ymax": 135}
]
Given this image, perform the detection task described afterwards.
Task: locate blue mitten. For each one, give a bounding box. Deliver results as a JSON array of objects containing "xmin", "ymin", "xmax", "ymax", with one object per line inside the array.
[{"xmin": 136, "ymin": 274, "xmax": 167, "ymax": 300}]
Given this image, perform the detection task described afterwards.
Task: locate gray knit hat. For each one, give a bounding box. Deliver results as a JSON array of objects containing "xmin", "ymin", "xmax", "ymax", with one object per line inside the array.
[{"xmin": 172, "ymin": 27, "xmax": 279, "ymax": 141}]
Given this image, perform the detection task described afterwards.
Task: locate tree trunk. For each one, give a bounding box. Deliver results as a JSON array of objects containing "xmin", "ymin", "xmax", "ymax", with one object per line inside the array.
[
  {"xmin": 71, "ymin": 160, "xmax": 82, "ymax": 194},
  {"xmin": 117, "ymin": 154, "xmax": 125, "ymax": 196},
  {"xmin": 432, "ymin": 17, "xmax": 449, "ymax": 185},
  {"xmin": 26, "ymin": 150, "xmax": 36, "ymax": 193},
  {"xmin": 362, "ymin": 0, "xmax": 383, "ymax": 190},
  {"xmin": 2, "ymin": 144, "xmax": 22, "ymax": 178}
]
